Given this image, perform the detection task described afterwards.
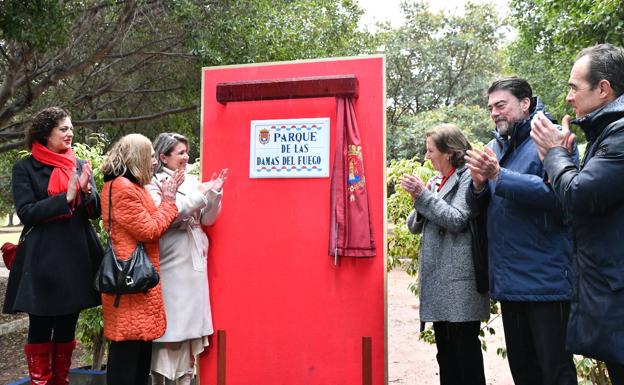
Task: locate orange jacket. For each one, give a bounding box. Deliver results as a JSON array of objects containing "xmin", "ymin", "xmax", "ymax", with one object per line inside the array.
[{"xmin": 100, "ymin": 177, "xmax": 178, "ymax": 341}]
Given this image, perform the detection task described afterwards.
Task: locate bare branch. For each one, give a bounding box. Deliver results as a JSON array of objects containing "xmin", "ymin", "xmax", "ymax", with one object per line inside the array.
[
  {"xmin": 73, "ymin": 104, "xmax": 196, "ymax": 126},
  {"xmin": 0, "ymin": 0, "xmax": 139, "ymax": 128},
  {"xmin": 107, "ymin": 86, "xmax": 184, "ymax": 94},
  {"xmin": 108, "ymin": 51, "xmax": 197, "ymax": 59},
  {"xmin": 0, "ymin": 131, "xmax": 27, "ymax": 140},
  {"xmin": 0, "ymin": 141, "xmax": 25, "ymax": 153}
]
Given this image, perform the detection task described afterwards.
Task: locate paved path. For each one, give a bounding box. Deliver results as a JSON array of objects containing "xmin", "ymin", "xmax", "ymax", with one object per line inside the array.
[{"xmin": 388, "ymin": 269, "xmax": 514, "ymax": 385}]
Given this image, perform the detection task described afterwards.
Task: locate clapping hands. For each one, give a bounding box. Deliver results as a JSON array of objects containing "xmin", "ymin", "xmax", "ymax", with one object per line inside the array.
[
  {"xmin": 530, "ymin": 112, "xmax": 576, "ymax": 161},
  {"xmin": 399, "ymin": 174, "xmax": 426, "ymax": 200},
  {"xmin": 199, "ymin": 168, "xmax": 228, "ymax": 193},
  {"xmin": 161, "ymin": 169, "xmax": 185, "ymax": 202},
  {"xmin": 79, "ymin": 162, "xmax": 93, "ymax": 194},
  {"xmin": 67, "ymin": 162, "xmax": 93, "ymax": 203},
  {"xmin": 464, "ymin": 146, "xmax": 500, "ymax": 191},
  {"xmin": 66, "ymin": 171, "xmax": 79, "ymax": 203}
]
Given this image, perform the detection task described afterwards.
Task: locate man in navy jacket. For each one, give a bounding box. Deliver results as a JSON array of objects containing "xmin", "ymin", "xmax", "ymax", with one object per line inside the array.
[
  {"xmin": 532, "ymin": 44, "xmax": 624, "ymax": 385},
  {"xmin": 465, "ymin": 77, "xmax": 577, "ymax": 385}
]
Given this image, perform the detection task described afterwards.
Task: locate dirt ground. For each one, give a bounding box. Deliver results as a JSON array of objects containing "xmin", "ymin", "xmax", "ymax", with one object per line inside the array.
[
  {"xmin": 388, "ymin": 269, "xmax": 515, "ymax": 385},
  {"xmin": 0, "ymin": 268, "xmax": 514, "ymax": 384},
  {"xmin": 0, "ymin": 277, "xmax": 89, "ymax": 384}
]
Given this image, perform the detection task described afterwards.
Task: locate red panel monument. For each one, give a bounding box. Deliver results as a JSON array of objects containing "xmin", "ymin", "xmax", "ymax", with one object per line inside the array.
[{"xmin": 199, "ymin": 56, "xmax": 386, "ymax": 385}]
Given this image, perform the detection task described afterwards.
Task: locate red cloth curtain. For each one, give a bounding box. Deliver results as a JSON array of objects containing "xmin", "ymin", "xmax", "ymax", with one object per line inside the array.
[{"xmin": 329, "ymin": 97, "xmax": 376, "ymax": 259}]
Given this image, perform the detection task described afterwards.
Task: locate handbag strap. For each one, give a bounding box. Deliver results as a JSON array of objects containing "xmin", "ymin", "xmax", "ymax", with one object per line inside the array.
[{"xmin": 18, "ymin": 226, "xmax": 34, "ymax": 245}]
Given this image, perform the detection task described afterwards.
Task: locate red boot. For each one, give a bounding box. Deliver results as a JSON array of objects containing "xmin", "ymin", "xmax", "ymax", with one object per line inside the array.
[
  {"xmin": 50, "ymin": 340, "xmax": 76, "ymax": 385},
  {"xmin": 24, "ymin": 342, "xmax": 53, "ymax": 385}
]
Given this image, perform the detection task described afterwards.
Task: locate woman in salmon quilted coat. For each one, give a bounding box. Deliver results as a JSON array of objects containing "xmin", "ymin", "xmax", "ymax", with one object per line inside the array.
[{"xmin": 99, "ymin": 134, "xmax": 183, "ymax": 385}]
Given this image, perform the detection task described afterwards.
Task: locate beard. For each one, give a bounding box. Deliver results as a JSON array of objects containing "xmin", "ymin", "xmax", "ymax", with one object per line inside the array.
[{"xmin": 495, "ymin": 118, "xmax": 515, "ymax": 136}]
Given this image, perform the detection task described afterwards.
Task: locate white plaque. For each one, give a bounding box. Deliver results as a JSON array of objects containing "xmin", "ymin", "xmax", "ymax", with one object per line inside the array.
[{"xmin": 250, "ymin": 118, "xmax": 330, "ymax": 178}]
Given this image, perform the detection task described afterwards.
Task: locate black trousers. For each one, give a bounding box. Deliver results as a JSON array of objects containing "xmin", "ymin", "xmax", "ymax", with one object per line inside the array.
[
  {"xmin": 501, "ymin": 301, "xmax": 577, "ymax": 385},
  {"xmin": 28, "ymin": 313, "xmax": 79, "ymax": 344},
  {"xmin": 606, "ymin": 361, "xmax": 624, "ymax": 385},
  {"xmin": 433, "ymin": 321, "xmax": 486, "ymax": 385},
  {"xmin": 107, "ymin": 340, "xmax": 152, "ymax": 385}
]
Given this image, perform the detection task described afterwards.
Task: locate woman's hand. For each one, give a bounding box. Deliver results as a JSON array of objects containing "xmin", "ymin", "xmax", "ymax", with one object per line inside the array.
[
  {"xmin": 172, "ymin": 168, "xmax": 185, "ymax": 188},
  {"xmin": 161, "ymin": 169, "xmax": 184, "ymax": 202},
  {"xmin": 200, "ymin": 168, "xmax": 228, "ymax": 193},
  {"xmin": 66, "ymin": 170, "xmax": 79, "ymax": 203},
  {"xmin": 79, "ymin": 162, "xmax": 93, "ymax": 194},
  {"xmin": 399, "ymin": 174, "xmax": 426, "ymax": 200}
]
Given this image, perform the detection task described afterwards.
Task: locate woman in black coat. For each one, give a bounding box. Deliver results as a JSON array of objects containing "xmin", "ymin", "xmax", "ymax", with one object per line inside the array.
[{"xmin": 3, "ymin": 107, "xmax": 103, "ymax": 385}]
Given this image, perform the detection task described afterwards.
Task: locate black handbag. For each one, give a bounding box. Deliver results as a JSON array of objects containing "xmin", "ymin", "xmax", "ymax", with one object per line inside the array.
[
  {"xmin": 94, "ymin": 179, "xmax": 159, "ymax": 307},
  {"xmin": 468, "ymin": 213, "xmax": 489, "ymax": 294}
]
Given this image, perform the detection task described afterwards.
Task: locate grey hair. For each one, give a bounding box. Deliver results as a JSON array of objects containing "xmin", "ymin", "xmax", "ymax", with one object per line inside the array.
[{"xmin": 152, "ymin": 132, "xmax": 189, "ymax": 174}]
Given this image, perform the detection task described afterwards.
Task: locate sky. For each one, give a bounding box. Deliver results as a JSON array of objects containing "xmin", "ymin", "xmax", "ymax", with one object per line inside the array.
[{"xmin": 357, "ymin": 0, "xmax": 509, "ymax": 30}]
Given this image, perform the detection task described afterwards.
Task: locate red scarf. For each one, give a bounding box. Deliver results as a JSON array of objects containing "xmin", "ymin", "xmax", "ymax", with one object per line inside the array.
[
  {"xmin": 31, "ymin": 141, "xmax": 80, "ymax": 207},
  {"xmin": 437, "ymin": 167, "xmax": 456, "ymax": 192}
]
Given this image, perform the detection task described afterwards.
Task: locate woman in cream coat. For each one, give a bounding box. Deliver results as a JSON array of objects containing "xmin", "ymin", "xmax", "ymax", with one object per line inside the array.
[{"xmin": 147, "ymin": 133, "xmax": 227, "ymax": 385}]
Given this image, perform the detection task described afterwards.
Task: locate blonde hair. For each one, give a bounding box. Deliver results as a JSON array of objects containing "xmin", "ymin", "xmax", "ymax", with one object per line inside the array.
[{"xmin": 101, "ymin": 134, "xmax": 153, "ymax": 185}]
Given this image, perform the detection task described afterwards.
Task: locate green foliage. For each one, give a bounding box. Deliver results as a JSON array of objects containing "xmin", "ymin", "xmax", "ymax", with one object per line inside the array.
[
  {"xmin": 508, "ymin": 0, "xmax": 624, "ymax": 128},
  {"xmin": 73, "ymin": 135, "xmax": 109, "ymax": 369},
  {"xmin": 380, "ymin": 0, "xmax": 505, "ymax": 127},
  {"xmin": 0, "ymin": 150, "xmax": 20, "ymax": 218},
  {"xmin": 72, "ymin": 136, "xmax": 107, "ymax": 191},
  {"xmin": 575, "ymin": 357, "xmax": 612, "ymax": 385},
  {"xmin": 379, "ymin": 1, "xmax": 499, "ymax": 163},
  {"xmin": 386, "ymin": 157, "xmax": 434, "ymax": 273},
  {"xmin": 419, "ymin": 326, "xmax": 435, "ymax": 344},
  {"xmin": 0, "ymin": 0, "xmax": 78, "ymax": 51},
  {"xmin": 172, "ymin": 0, "xmax": 373, "ymax": 65},
  {"xmin": 388, "ymin": 104, "xmax": 492, "ymax": 161},
  {"xmin": 75, "ymin": 306, "xmax": 105, "ymax": 367},
  {"xmin": 0, "ymin": 0, "xmax": 374, "ymax": 153}
]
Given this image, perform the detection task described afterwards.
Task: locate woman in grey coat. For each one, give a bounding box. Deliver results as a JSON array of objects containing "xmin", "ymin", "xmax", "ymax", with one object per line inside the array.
[{"xmin": 400, "ymin": 124, "xmax": 489, "ymax": 385}]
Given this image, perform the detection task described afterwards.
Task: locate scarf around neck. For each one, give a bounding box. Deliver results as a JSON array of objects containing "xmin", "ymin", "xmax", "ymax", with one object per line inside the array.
[{"xmin": 31, "ymin": 141, "xmax": 80, "ymax": 207}]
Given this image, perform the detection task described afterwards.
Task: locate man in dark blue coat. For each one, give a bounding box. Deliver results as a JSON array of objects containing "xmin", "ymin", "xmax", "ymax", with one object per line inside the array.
[
  {"xmin": 465, "ymin": 77, "xmax": 577, "ymax": 385},
  {"xmin": 532, "ymin": 43, "xmax": 624, "ymax": 385}
]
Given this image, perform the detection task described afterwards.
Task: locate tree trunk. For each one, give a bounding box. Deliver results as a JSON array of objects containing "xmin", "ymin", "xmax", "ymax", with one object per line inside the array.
[{"xmin": 7, "ymin": 212, "xmax": 14, "ymax": 226}]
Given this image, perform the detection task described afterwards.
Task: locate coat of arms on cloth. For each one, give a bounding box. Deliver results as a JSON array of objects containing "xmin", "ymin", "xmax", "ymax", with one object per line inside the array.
[{"xmin": 347, "ymin": 144, "xmax": 366, "ymax": 201}]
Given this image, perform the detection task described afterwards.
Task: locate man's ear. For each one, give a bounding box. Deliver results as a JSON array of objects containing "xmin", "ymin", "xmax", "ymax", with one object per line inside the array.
[
  {"xmin": 598, "ymin": 79, "xmax": 614, "ymax": 100},
  {"xmin": 520, "ymin": 97, "xmax": 531, "ymax": 114}
]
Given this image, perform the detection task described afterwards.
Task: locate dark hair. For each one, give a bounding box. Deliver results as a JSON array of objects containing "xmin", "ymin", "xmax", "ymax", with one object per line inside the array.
[
  {"xmin": 25, "ymin": 107, "xmax": 71, "ymax": 149},
  {"xmin": 576, "ymin": 43, "xmax": 624, "ymax": 98},
  {"xmin": 425, "ymin": 124, "xmax": 472, "ymax": 168},
  {"xmin": 487, "ymin": 77, "xmax": 534, "ymax": 111},
  {"xmin": 152, "ymin": 132, "xmax": 189, "ymax": 174}
]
